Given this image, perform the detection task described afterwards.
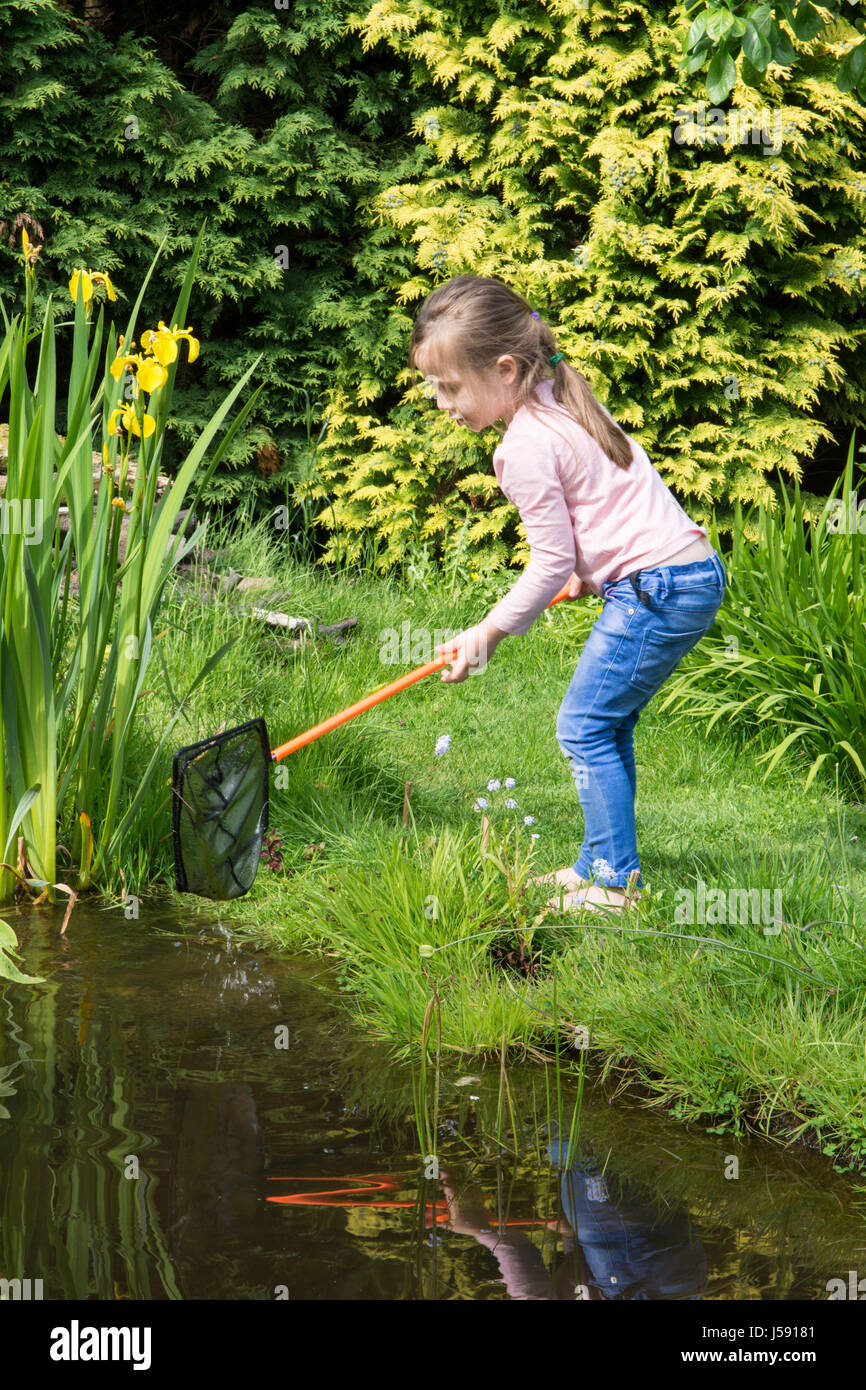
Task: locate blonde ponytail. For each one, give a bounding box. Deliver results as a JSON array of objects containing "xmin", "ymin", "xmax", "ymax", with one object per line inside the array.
[{"xmin": 536, "ymin": 355, "xmax": 634, "ymax": 472}]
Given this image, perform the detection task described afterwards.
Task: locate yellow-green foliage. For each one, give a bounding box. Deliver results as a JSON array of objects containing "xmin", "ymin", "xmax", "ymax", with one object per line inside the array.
[{"xmin": 313, "ymin": 0, "xmax": 866, "ymax": 572}]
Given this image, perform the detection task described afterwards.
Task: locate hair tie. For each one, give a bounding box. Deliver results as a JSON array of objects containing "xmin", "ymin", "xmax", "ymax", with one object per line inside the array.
[
  {"xmin": 530, "ymin": 309, "xmax": 540, "ymax": 319},
  {"xmin": 550, "ymin": 351, "xmax": 564, "ymax": 365}
]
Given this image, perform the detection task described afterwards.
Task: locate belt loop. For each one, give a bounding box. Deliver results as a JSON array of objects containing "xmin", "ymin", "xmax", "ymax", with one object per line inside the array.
[{"xmin": 628, "ymin": 570, "xmax": 653, "ymax": 609}]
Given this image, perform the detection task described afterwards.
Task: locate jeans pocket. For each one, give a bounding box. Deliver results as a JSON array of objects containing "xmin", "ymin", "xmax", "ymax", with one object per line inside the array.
[
  {"xmin": 604, "ymin": 588, "xmax": 637, "ymax": 616},
  {"xmin": 628, "ymin": 621, "xmax": 712, "ymax": 696}
]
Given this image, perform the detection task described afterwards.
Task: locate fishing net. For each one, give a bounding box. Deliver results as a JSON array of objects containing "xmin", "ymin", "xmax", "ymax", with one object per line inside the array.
[{"xmin": 172, "ymin": 717, "xmax": 271, "ymax": 899}]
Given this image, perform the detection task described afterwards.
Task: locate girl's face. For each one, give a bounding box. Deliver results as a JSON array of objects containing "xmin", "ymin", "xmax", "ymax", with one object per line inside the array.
[{"xmin": 416, "ymin": 347, "xmax": 520, "ymax": 431}]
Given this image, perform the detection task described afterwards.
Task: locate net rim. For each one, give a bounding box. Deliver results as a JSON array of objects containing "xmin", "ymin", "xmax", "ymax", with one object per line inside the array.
[{"xmin": 171, "ymin": 716, "xmax": 272, "ymax": 895}]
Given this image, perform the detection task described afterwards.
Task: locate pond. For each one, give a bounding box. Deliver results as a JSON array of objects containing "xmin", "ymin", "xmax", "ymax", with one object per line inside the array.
[{"xmin": 1, "ymin": 904, "xmax": 863, "ymax": 1301}]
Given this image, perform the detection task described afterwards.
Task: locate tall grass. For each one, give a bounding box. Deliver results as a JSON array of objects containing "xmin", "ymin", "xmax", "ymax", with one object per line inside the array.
[{"xmin": 659, "ymin": 430, "xmax": 866, "ymax": 795}]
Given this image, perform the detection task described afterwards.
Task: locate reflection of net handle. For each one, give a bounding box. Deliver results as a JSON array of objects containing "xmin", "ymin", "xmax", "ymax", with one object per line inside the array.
[{"xmin": 269, "ymin": 578, "xmax": 574, "ymax": 762}]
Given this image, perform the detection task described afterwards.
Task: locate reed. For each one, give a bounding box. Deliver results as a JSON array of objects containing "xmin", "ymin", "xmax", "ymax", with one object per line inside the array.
[{"xmin": 0, "ymin": 222, "xmax": 262, "ymax": 916}]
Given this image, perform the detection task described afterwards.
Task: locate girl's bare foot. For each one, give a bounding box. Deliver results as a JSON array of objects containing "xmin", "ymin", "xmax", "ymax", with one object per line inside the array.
[
  {"xmin": 548, "ymin": 879, "xmax": 643, "ymax": 915},
  {"xmin": 529, "ymin": 866, "xmax": 589, "ymax": 892}
]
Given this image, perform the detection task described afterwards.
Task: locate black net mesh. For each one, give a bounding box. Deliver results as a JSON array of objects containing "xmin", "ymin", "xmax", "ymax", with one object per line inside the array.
[{"xmin": 172, "ymin": 718, "xmax": 271, "ymax": 899}]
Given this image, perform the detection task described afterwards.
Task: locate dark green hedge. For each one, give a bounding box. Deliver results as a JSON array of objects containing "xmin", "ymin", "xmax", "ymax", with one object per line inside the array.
[{"xmin": 1, "ymin": 0, "xmax": 864, "ymax": 574}]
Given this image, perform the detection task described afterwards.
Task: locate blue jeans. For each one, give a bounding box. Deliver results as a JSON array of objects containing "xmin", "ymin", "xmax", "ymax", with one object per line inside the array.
[{"xmin": 555, "ymin": 552, "xmax": 727, "ymax": 889}]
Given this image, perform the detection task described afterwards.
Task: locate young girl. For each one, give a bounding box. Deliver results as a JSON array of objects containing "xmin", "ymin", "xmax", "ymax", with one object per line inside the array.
[{"xmin": 409, "ymin": 275, "xmax": 727, "ymax": 916}]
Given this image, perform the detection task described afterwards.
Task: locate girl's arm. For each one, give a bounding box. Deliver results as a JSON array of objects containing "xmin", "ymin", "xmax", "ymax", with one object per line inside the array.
[{"xmin": 486, "ymin": 433, "xmax": 580, "ymax": 635}]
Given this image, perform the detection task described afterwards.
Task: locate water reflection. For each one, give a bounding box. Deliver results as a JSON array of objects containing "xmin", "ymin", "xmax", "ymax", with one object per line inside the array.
[
  {"xmin": 0, "ymin": 904, "xmax": 863, "ymax": 1300},
  {"xmin": 439, "ymin": 1147, "xmax": 706, "ymax": 1299}
]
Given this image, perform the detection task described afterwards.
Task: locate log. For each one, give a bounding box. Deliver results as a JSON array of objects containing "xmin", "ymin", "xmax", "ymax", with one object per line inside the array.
[
  {"xmin": 249, "ymin": 608, "xmax": 313, "ymax": 634},
  {"xmin": 317, "ymin": 617, "xmax": 358, "ymax": 642},
  {"xmin": 245, "ymin": 609, "xmax": 359, "ymax": 646}
]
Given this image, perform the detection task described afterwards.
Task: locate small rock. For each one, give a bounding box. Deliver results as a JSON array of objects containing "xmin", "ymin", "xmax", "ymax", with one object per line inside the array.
[
  {"xmin": 236, "ymin": 576, "xmax": 283, "ymax": 594},
  {"xmin": 219, "ymin": 568, "xmax": 241, "ymax": 595}
]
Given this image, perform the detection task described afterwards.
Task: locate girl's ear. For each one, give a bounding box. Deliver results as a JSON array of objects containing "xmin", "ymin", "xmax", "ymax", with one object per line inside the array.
[{"xmin": 495, "ymin": 354, "xmax": 519, "ymax": 383}]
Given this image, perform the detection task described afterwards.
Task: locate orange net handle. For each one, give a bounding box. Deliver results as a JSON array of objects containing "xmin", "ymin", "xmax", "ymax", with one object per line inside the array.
[{"xmin": 270, "ymin": 578, "xmax": 576, "ymax": 762}]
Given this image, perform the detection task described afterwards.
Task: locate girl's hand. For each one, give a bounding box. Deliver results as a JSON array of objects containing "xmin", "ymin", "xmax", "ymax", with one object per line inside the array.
[
  {"xmin": 438, "ymin": 1166, "xmax": 492, "ymax": 1235},
  {"xmin": 435, "ymin": 622, "xmax": 501, "ymax": 682},
  {"xmin": 566, "ymin": 571, "xmax": 590, "ymax": 599}
]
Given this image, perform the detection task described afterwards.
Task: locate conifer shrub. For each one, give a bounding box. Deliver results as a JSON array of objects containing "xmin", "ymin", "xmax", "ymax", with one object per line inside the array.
[
  {"xmin": 313, "ymin": 0, "xmax": 866, "ymax": 570},
  {"xmin": 0, "ymin": 0, "xmax": 432, "ymax": 513}
]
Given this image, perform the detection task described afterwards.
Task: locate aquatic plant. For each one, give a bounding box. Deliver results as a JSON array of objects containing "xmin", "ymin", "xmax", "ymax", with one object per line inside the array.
[{"xmin": 0, "ymin": 223, "xmax": 262, "ymax": 915}]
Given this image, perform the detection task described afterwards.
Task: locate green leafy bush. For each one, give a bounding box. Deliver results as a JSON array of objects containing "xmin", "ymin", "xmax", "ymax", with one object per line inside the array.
[
  {"xmin": 311, "ymin": 0, "xmax": 866, "ymax": 571},
  {"xmin": 679, "ymin": 1, "xmax": 866, "ymax": 105},
  {"xmin": 0, "ymin": 0, "xmax": 431, "ymax": 512},
  {"xmin": 2, "ymin": 1, "xmax": 865, "ymax": 580}
]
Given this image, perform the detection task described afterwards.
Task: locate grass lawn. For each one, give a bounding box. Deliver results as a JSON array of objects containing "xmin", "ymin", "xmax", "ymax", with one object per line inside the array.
[{"xmin": 140, "ymin": 518, "xmax": 866, "ymax": 1170}]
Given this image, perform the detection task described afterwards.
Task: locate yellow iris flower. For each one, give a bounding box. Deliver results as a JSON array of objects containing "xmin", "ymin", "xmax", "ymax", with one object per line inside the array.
[
  {"xmin": 69, "ymin": 269, "xmax": 117, "ymax": 304},
  {"xmin": 109, "ymin": 351, "xmax": 168, "ymax": 395},
  {"xmin": 107, "ymin": 402, "xmax": 155, "ymax": 438},
  {"xmin": 69, "ymin": 271, "xmax": 93, "ymax": 303},
  {"xmin": 109, "ymin": 352, "xmax": 135, "ymax": 380},
  {"xmin": 137, "ymin": 358, "xmax": 168, "ymax": 393},
  {"xmin": 21, "ymin": 227, "xmax": 42, "ymax": 268},
  {"xmin": 140, "ymin": 320, "xmax": 200, "ymax": 366}
]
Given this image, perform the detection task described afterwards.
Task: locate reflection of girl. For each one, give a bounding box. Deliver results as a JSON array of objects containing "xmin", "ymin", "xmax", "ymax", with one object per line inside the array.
[{"xmin": 439, "ymin": 1150, "xmax": 707, "ymax": 1301}]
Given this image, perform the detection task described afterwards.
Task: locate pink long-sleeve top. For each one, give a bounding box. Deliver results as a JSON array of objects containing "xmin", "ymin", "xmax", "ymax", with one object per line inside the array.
[{"xmin": 486, "ymin": 378, "xmax": 709, "ymax": 637}]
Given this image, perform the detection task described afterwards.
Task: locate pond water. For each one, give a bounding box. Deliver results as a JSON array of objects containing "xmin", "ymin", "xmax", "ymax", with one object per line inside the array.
[{"xmin": 1, "ymin": 904, "xmax": 863, "ymax": 1301}]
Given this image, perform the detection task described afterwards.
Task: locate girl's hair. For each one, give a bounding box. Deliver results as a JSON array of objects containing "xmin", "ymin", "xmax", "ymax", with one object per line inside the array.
[{"xmin": 408, "ymin": 274, "xmax": 634, "ymax": 473}]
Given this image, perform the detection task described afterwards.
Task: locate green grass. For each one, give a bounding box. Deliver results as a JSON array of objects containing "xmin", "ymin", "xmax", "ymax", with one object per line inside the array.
[{"xmin": 124, "ymin": 512, "xmax": 866, "ymax": 1169}]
